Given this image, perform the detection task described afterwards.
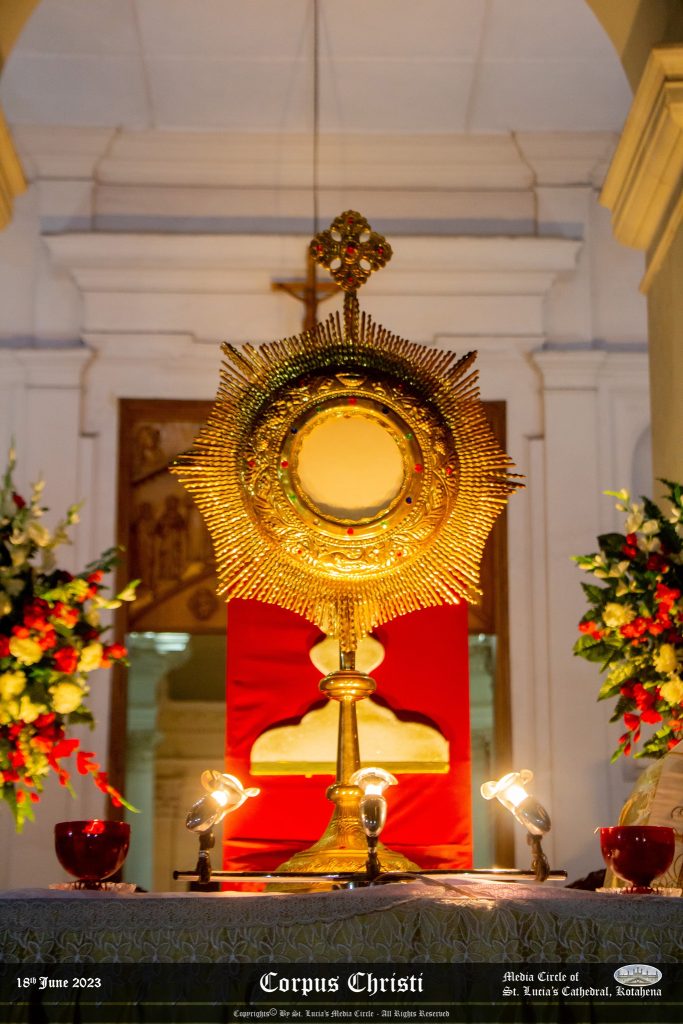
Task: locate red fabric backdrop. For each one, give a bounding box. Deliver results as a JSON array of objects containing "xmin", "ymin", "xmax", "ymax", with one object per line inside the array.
[{"xmin": 223, "ymin": 599, "xmax": 472, "ymax": 870}]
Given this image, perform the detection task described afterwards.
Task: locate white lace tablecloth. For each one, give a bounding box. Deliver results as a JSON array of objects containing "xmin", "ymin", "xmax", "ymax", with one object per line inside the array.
[{"xmin": 0, "ymin": 879, "xmax": 681, "ymax": 963}]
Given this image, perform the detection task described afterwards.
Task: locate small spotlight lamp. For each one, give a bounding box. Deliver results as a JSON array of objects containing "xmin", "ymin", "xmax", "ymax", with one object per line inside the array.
[
  {"xmin": 350, "ymin": 767, "xmax": 397, "ymax": 881},
  {"xmin": 481, "ymin": 769, "xmax": 551, "ymax": 882},
  {"xmin": 185, "ymin": 770, "xmax": 260, "ymax": 884}
]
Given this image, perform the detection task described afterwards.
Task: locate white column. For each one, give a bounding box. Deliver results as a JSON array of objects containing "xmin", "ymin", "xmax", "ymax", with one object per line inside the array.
[
  {"xmin": 124, "ymin": 632, "xmax": 190, "ymax": 892},
  {"xmin": 0, "ymin": 352, "xmax": 28, "ymax": 475},
  {"xmin": 532, "ymin": 350, "xmax": 615, "ymax": 880},
  {"xmin": 0, "ymin": 346, "xmax": 103, "ymax": 889}
]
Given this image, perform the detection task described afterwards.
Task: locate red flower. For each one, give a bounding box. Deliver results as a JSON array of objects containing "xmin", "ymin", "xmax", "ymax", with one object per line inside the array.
[
  {"xmin": 53, "ymin": 646, "xmax": 78, "ymax": 674},
  {"xmin": 655, "ymin": 605, "xmax": 672, "ymax": 625},
  {"xmin": 619, "ymin": 733, "xmax": 632, "ymax": 756},
  {"xmin": 51, "ymin": 738, "xmax": 79, "ymax": 760},
  {"xmin": 624, "ymin": 712, "xmax": 640, "ymax": 732},
  {"xmin": 11, "ymin": 625, "xmax": 29, "ymax": 639},
  {"xmin": 621, "ymin": 617, "xmax": 649, "ymax": 639},
  {"xmin": 641, "ymin": 708, "xmax": 663, "ymax": 725},
  {"xmin": 12, "ymin": 492, "xmax": 26, "ymax": 508},
  {"xmin": 34, "ymin": 712, "xmax": 56, "ymax": 730},
  {"xmin": 0, "ymin": 636, "xmax": 9, "ymax": 657},
  {"xmin": 76, "ymin": 750, "xmax": 97, "ymax": 776},
  {"xmin": 103, "ymin": 642, "xmax": 127, "ymax": 661},
  {"xmin": 579, "ymin": 620, "xmax": 603, "ymax": 639},
  {"xmin": 656, "ymin": 582, "xmax": 681, "ymax": 610},
  {"xmin": 87, "ymin": 570, "xmax": 104, "ymax": 585},
  {"xmin": 9, "ymin": 750, "xmax": 25, "ymax": 768},
  {"xmin": 646, "ymin": 553, "xmax": 668, "ymax": 572},
  {"xmin": 633, "ymin": 683, "xmax": 658, "ymax": 711},
  {"xmin": 51, "ymin": 603, "xmax": 79, "ymax": 628},
  {"xmin": 621, "ymin": 542, "xmax": 638, "ymax": 558},
  {"xmin": 37, "ymin": 629, "xmax": 58, "ymax": 651},
  {"xmin": 23, "ymin": 599, "xmax": 50, "ymax": 630}
]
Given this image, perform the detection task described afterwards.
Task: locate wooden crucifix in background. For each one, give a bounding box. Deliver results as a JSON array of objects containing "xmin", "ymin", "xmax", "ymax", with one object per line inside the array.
[{"xmin": 272, "ymin": 250, "xmax": 338, "ymax": 331}]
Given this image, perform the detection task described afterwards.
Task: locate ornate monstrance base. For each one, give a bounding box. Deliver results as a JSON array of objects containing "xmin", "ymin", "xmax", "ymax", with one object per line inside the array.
[
  {"xmin": 277, "ymin": 785, "xmax": 419, "ymax": 875},
  {"xmin": 274, "ymin": 661, "xmax": 419, "ymax": 881}
]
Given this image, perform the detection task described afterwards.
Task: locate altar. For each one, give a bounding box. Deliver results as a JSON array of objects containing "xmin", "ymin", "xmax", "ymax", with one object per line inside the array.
[{"xmin": 2, "ymin": 881, "xmax": 681, "ymax": 963}]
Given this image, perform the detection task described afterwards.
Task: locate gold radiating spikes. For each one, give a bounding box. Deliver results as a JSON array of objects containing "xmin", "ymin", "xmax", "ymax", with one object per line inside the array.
[{"xmin": 174, "ymin": 224, "xmax": 521, "ymax": 650}]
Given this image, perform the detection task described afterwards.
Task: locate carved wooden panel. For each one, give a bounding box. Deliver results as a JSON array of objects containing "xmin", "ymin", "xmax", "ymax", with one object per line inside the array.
[{"xmin": 118, "ymin": 399, "xmax": 224, "ymax": 633}]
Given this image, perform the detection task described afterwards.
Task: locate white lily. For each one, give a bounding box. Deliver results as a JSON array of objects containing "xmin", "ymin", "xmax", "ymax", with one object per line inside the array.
[
  {"xmin": 625, "ymin": 506, "xmax": 644, "ymax": 533},
  {"xmin": 26, "ymin": 521, "xmax": 51, "ymax": 547},
  {"xmin": 10, "ymin": 546, "xmax": 29, "ymax": 567}
]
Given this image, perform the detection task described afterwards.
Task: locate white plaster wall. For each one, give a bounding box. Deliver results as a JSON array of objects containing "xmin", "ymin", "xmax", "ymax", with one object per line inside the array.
[{"xmin": 0, "ymin": 131, "xmax": 651, "ymax": 886}]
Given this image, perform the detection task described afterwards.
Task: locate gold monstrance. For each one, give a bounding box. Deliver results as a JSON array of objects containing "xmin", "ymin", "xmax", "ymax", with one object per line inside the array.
[{"xmin": 173, "ymin": 212, "xmax": 521, "ymax": 873}]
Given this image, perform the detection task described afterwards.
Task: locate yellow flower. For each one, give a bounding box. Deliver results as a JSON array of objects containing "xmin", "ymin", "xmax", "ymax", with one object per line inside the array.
[
  {"xmin": 0, "ymin": 670, "xmax": 26, "ymax": 701},
  {"xmin": 0, "ymin": 592, "xmax": 12, "ymax": 617},
  {"xmin": 654, "ymin": 644, "xmax": 679, "ymax": 675},
  {"xmin": 18, "ymin": 695, "xmax": 45, "ymax": 723},
  {"xmin": 78, "ymin": 642, "xmax": 103, "ymax": 673},
  {"xmin": 660, "ymin": 675, "xmax": 683, "ymax": 706},
  {"xmin": 85, "ymin": 608, "xmax": 101, "ymax": 628},
  {"xmin": 602, "ymin": 602, "xmax": 635, "ymax": 628},
  {"xmin": 50, "ymin": 682, "xmax": 83, "ymax": 715},
  {"xmin": 0, "ymin": 699, "xmax": 20, "ymax": 725},
  {"xmin": 9, "ymin": 636, "xmax": 43, "ymax": 666}
]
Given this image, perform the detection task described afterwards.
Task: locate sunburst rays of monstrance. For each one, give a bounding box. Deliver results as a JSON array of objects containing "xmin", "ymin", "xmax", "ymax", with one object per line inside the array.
[{"xmin": 173, "ymin": 212, "xmax": 522, "ymax": 874}]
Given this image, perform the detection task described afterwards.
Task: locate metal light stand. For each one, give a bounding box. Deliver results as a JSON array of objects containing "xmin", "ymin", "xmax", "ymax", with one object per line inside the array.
[
  {"xmin": 528, "ymin": 833, "xmax": 551, "ymax": 883},
  {"xmin": 173, "ymin": 866, "xmax": 566, "ymax": 888},
  {"xmin": 195, "ymin": 830, "xmax": 215, "ymax": 886}
]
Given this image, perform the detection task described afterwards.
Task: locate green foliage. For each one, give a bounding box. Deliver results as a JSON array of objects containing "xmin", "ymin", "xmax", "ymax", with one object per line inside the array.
[{"xmin": 573, "ymin": 480, "xmax": 683, "ymax": 763}]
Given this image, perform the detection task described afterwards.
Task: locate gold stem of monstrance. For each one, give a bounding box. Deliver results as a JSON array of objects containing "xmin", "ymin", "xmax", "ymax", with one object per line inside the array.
[{"xmin": 278, "ymin": 647, "xmax": 418, "ymax": 874}]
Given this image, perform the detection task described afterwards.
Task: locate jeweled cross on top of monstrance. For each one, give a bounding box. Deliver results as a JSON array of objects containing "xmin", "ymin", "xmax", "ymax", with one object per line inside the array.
[
  {"xmin": 309, "ymin": 210, "xmax": 393, "ymax": 291},
  {"xmin": 173, "ymin": 211, "xmax": 521, "ymax": 653}
]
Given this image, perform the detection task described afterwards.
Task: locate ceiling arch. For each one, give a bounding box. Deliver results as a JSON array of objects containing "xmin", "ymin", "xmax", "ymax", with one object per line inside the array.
[{"xmin": 1, "ymin": 0, "xmax": 631, "ymax": 135}]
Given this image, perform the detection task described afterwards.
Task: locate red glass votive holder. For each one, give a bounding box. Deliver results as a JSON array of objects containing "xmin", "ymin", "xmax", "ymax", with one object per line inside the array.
[
  {"xmin": 54, "ymin": 820, "xmax": 130, "ymax": 889},
  {"xmin": 599, "ymin": 824, "xmax": 675, "ymax": 893}
]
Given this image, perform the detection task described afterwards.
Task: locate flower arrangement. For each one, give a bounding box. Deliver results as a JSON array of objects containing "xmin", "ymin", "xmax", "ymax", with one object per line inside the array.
[
  {"xmin": 574, "ymin": 481, "xmax": 683, "ymax": 761},
  {"xmin": 0, "ymin": 448, "xmax": 136, "ymax": 830}
]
